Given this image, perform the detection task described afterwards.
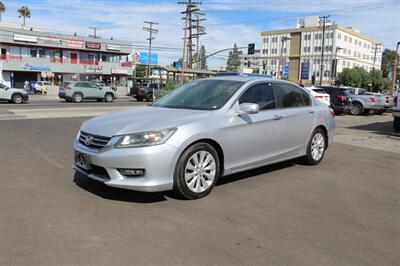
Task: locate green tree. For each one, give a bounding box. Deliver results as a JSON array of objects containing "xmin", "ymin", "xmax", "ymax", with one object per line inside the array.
[
  {"xmin": 0, "ymin": 2, "xmax": 6, "ymax": 22},
  {"xmin": 18, "ymin": 6, "xmax": 30, "ymax": 26},
  {"xmin": 226, "ymin": 43, "xmax": 241, "ymax": 72},
  {"xmin": 134, "ymin": 64, "xmax": 146, "ymax": 78},
  {"xmin": 200, "ymin": 45, "xmax": 207, "ymax": 70},
  {"xmin": 381, "ymin": 49, "xmax": 399, "ymax": 78}
]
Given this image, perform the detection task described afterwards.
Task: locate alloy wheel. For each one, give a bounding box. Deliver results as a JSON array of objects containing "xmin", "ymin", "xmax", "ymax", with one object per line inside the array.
[
  {"xmin": 184, "ymin": 151, "xmax": 216, "ymax": 193},
  {"xmin": 311, "ymin": 132, "xmax": 325, "ymax": 161}
]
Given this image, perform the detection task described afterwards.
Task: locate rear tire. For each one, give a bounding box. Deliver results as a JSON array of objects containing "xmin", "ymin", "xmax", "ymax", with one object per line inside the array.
[
  {"xmin": 73, "ymin": 93, "xmax": 83, "ymax": 103},
  {"xmin": 394, "ymin": 117, "xmax": 400, "ymax": 132},
  {"xmin": 350, "ymin": 102, "xmax": 363, "ymax": 115},
  {"xmin": 104, "ymin": 93, "xmax": 114, "ymax": 102},
  {"xmin": 173, "ymin": 143, "xmax": 220, "ymax": 200},
  {"xmin": 146, "ymin": 93, "xmax": 154, "ymax": 102},
  {"xmin": 300, "ymin": 128, "xmax": 327, "ymax": 165},
  {"xmin": 12, "ymin": 94, "xmax": 23, "ymax": 104}
]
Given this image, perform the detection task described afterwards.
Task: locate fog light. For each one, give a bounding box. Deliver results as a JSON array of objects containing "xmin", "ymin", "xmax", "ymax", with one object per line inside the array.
[{"xmin": 119, "ymin": 169, "xmax": 145, "ymax": 177}]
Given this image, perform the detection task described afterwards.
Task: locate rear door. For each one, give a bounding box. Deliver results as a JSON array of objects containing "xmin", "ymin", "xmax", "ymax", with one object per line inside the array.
[
  {"xmin": 227, "ymin": 82, "xmax": 284, "ymax": 171},
  {"xmin": 274, "ymin": 82, "xmax": 316, "ymax": 157}
]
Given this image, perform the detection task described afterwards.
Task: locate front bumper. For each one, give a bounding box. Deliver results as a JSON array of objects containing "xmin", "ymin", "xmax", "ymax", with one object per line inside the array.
[
  {"xmin": 73, "ymin": 140, "xmax": 178, "ymax": 192},
  {"xmin": 23, "ymin": 94, "xmax": 29, "ymax": 102}
]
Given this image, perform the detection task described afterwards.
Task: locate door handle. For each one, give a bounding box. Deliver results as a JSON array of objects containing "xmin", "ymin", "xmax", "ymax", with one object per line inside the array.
[
  {"xmin": 307, "ymin": 111, "xmax": 315, "ymax": 115},
  {"xmin": 273, "ymin": 115, "xmax": 284, "ymax": 120}
]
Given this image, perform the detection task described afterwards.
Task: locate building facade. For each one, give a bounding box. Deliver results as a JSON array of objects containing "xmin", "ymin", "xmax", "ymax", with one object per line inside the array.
[
  {"xmin": 260, "ymin": 17, "xmax": 383, "ymax": 84},
  {"xmin": 0, "ymin": 23, "xmax": 133, "ymax": 88}
]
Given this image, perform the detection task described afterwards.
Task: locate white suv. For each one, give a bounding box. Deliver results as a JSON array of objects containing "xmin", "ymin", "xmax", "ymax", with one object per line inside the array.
[
  {"xmin": 393, "ymin": 90, "xmax": 400, "ymax": 132},
  {"xmin": 0, "ymin": 83, "xmax": 29, "ymax": 104}
]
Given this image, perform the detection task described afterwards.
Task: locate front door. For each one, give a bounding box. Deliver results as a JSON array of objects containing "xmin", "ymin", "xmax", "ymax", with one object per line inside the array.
[
  {"xmin": 226, "ymin": 82, "xmax": 284, "ymax": 172},
  {"xmin": 70, "ymin": 53, "xmax": 77, "ymax": 64},
  {"xmin": 274, "ymin": 82, "xmax": 316, "ymax": 157}
]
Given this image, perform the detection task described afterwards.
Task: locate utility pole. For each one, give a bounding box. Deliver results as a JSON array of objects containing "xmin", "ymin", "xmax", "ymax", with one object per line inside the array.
[
  {"xmin": 143, "ymin": 21, "xmax": 158, "ymax": 78},
  {"xmin": 391, "ymin": 41, "xmax": 400, "ymax": 96},
  {"xmin": 89, "ymin": 27, "xmax": 101, "ymax": 38},
  {"xmin": 319, "ymin": 15, "xmax": 330, "ymax": 86},
  {"xmin": 193, "ymin": 14, "xmax": 206, "ymax": 69},
  {"xmin": 178, "ymin": 1, "xmax": 202, "ymax": 82}
]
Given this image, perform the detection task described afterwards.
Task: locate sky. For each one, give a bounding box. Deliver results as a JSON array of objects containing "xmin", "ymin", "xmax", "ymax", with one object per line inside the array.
[{"xmin": 2, "ymin": 0, "xmax": 399, "ymax": 68}]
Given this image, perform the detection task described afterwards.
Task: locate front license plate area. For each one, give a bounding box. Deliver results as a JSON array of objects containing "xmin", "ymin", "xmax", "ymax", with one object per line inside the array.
[{"xmin": 75, "ymin": 151, "xmax": 91, "ymax": 170}]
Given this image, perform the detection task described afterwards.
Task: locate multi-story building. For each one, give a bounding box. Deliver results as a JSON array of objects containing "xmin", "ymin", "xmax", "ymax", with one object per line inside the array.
[
  {"xmin": 0, "ymin": 22, "xmax": 133, "ymax": 88},
  {"xmin": 260, "ymin": 16, "xmax": 383, "ymax": 84},
  {"xmin": 239, "ymin": 49, "xmax": 261, "ymax": 73}
]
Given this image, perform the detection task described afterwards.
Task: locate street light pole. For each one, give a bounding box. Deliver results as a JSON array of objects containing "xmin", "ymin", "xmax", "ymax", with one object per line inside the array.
[
  {"xmin": 391, "ymin": 41, "xmax": 400, "ymax": 96},
  {"xmin": 319, "ymin": 15, "xmax": 330, "ymax": 86}
]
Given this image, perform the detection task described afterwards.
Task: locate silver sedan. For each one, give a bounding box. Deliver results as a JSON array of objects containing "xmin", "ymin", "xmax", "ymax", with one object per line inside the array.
[{"xmin": 74, "ymin": 77, "xmax": 336, "ymax": 199}]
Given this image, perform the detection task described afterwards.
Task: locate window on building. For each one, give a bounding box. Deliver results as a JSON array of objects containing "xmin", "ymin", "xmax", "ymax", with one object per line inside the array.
[
  {"xmin": 338, "ymin": 33, "xmax": 342, "ymax": 39},
  {"xmin": 349, "ymin": 37, "xmax": 352, "ymax": 43},
  {"xmin": 101, "ymin": 54, "xmax": 107, "ymax": 62},
  {"xmin": 354, "ymin": 39, "xmax": 358, "ymax": 45},
  {"xmin": 30, "ymin": 49, "xmax": 37, "ymax": 58},
  {"xmin": 39, "ymin": 48, "xmax": 46, "ymax": 58},
  {"xmin": 344, "ymin": 35, "xmax": 348, "ymax": 42}
]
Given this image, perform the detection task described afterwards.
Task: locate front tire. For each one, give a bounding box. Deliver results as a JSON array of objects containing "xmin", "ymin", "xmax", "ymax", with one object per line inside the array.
[
  {"xmin": 173, "ymin": 143, "xmax": 220, "ymax": 199},
  {"xmin": 394, "ymin": 117, "xmax": 400, "ymax": 132},
  {"xmin": 104, "ymin": 93, "xmax": 114, "ymax": 102},
  {"xmin": 12, "ymin": 94, "xmax": 23, "ymax": 104},
  {"xmin": 146, "ymin": 93, "xmax": 154, "ymax": 102},
  {"xmin": 301, "ymin": 128, "xmax": 327, "ymax": 165}
]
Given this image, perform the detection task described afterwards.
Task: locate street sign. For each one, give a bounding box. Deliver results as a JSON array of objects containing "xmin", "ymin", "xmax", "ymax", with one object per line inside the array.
[
  {"xmin": 283, "ymin": 63, "xmax": 289, "ymax": 78},
  {"xmin": 173, "ymin": 61, "xmax": 182, "ymax": 71},
  {"xmin": 248, "ymin": 43, "xmax": 255, "ymax": 55},
  {"xmin": 139, "ymin": 52, "xmax": 158, "ymax": 65},
  {"xmin": 301, "ymin": 62, "xmax": 310, "ymax": 80}
]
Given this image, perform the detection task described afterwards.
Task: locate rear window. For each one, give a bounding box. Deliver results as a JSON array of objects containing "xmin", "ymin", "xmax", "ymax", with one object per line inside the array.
[
  {"xmin": 340, "ymin": 89, "xmax": 352, "ymax": 97},
  {"xmin": 313, "ymin": 89, "xmax": 327, "ymax": 94}
]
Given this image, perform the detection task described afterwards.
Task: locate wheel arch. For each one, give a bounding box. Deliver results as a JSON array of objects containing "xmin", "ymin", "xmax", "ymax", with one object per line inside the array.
[
  {"xmin": 11, "ymin": 92, "xmax": 24, "ymax": 102},
  {"xmin": 315, "ymin": 125, "xmax": 329, "ymax": 148},
  {"xmin": 183, "ymin": 138, "xmax": 225, "ymax": 176}
]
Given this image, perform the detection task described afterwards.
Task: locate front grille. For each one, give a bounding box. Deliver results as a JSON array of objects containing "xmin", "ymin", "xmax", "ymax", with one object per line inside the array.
[{"xmin": 79, "ymin": 131, "xmax": 111, "ymax": 149}]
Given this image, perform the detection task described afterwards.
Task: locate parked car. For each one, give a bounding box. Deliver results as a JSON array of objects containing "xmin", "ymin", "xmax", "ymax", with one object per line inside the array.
[
  {"xmin": 320, "ymin": 86, "xmax": 352, "ymax": 115},
  {"xmin": 366, "ymin": 92, "xmax": 394, "ymax": 113},
  {"xmin": 344, "ymin": 87, "xmax": 386, "ymax": 115},
  {"xmin": 74, "ymin": 77, "xmax": 336, "ymax": 199},
  {"xmin": 133, "ymin": 83, "xmax": 162, "ymax": 102},
  {"xmin": 304, "ymin": 86, "xmax": 330, "ymax": 106},
  {"xmin": 0, "ymin": 83, "xmax": 29, "ymax": 104},
  {"xmin": 58, "ymin": 81, "xmax": 116, "ymax": 103},
  {"xmin": 34, "ymin": 81, "xmax": 50, "ymax": 94},
  {"xmin": 393, "ymin": 91, "xmax": 400, "ymax": 132}
]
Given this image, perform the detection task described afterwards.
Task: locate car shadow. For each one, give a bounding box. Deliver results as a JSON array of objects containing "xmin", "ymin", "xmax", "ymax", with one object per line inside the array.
[
  {"xmin": 217, "ymin": 160, "xmax": 297, "ymax": 186},
  {"xmin": 348, "ymin": 120, "xmax": 400, "ymax": 138},
  {"xmin": 73, "ymin": 172, "xmax": 168, "ymax": 203},
  {"xmin": 73, "ymin": 160, "xmax": 299, "ymax": 202}
]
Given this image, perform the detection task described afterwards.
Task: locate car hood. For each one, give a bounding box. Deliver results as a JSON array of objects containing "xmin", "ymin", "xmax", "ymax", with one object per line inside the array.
[
  {"xmin": 11, "ymin": 88, "xmax": 28, "ymax": 94},
  {"xmin": 81, "ymin": 106, "xmax": 213, "ymax": 137}
]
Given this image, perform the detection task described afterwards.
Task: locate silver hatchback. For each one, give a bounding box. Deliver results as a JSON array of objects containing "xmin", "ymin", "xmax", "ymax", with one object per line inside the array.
[{"xmin": 74, "ymin": 77, "xmax": 336, "ymax": 199}]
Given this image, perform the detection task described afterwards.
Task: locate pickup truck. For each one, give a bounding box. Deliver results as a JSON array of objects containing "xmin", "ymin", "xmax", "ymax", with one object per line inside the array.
[
  {"xmin": 346, "ymin": 87, "xmax": 386, "ymax": 115},
  {"xmin": 393, "ymin": 90, "xmax": 400, "ymax": 132}
]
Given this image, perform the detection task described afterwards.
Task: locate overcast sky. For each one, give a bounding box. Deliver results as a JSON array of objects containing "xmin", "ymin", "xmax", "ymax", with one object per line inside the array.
[{"xmin": 3, "ymin": 0, "xmax": 400, "ymax": 68}]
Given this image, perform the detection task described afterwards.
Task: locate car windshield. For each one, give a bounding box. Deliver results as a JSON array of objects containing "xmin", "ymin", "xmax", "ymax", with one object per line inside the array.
[
  {"xmin": 152, "ymin": 79, "xmax": 244, "ymax": 110},
  {"xmin": 340, "ymin": 89, "xmax": 352, "ymax": 97}
]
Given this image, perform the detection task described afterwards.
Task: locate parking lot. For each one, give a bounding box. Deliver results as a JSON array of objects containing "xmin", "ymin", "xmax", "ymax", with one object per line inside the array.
[{"xmin": 0, "ymin": 98, "xmax": 399, "ymax": 265}]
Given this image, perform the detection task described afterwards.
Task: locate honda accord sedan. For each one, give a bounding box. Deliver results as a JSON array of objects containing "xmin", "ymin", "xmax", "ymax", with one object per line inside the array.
[{"xmin": 74, "ymin": 77, "xmax": 336, "ymax": 199}]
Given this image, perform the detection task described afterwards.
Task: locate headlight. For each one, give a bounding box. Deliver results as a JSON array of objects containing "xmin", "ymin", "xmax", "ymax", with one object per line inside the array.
[{"xmin": 115, "ymin": 128, "xmax": 177, "ymax": 148}]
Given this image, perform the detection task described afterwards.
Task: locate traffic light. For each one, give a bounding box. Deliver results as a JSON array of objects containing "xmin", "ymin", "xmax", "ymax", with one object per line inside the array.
[{"xmin": 248, "ymin": 43, "xmax": 255, "ymax": 55}]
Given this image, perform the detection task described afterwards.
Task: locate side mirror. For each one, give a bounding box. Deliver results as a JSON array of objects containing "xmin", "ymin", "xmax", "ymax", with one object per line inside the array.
[{"xmin": 238, "ymin": 103, "xmax": 260, "ymax": 115}]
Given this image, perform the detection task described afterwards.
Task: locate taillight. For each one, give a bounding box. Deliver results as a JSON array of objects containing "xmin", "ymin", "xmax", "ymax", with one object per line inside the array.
[
  {"xmin": 64, "ymin": 86, "xmax": 71, "ymax": 90},
  {"xmin": 369, "ymin": 97, "xmax": 375, "ymax": 103},
  {"xmin": 337, "ymin": 95, "xmax": 346, "ymax": 101},
  {"xmin": 394, "ymin": 96, "xmax": 398, "ymax": 107},
  {"xmin": 315, "ymin": 96, "xmax": 324, "ymax": 99},
  {"xmin": 329, "ymin": 108, "xmax": 335, "ymax": 118},
  {"xmin": 385, "ymin": 96, "xmax": 390, "ymax": 103}
]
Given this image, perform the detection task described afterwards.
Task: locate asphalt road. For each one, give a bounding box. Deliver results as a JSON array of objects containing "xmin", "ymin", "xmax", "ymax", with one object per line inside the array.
[{"xmin": 0, "ymin": 101, "xmax": 399, "ymax": 265}]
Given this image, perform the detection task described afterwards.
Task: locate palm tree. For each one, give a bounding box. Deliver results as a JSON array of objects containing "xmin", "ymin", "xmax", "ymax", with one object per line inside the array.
[
  {"xmin": 0, "ymin": 2, "xmax": 6, "ymax": 22},
  {"xmin": 18, "ymin": 6, "xmax": 30, "ymax": 26}
]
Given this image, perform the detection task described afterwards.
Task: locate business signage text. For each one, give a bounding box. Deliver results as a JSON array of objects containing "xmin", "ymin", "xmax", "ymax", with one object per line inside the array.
[
  {"xmin": 66, "ymin": 38, "xmax": 84, "ymax": 48},
  {"xmin": 111, "ymin": 69, "xmax": 128, "ymax": 74},
  {"xmin": 106, "ymin": 44, "xmax": 121, "ymax": 51},
  {"xmin": 14, "ymin": 34, "xmax": 38, "ymax": 43},
  {"xmin": 84, "ymin": 65, "xmax": 103, "ymax": 73},
  {"xmin": 85, "ymin": 42, "xmax": 101, "ymax": 49},
  {"xmin": 23, "ymin": 63, "xmax": 51, "ymax": 71}
]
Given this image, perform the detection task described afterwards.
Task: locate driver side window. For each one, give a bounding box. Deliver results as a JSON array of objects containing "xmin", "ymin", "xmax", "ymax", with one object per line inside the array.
[{"xmin": 239, "ymin": 82, "xmax": 276, "ymax": 110}]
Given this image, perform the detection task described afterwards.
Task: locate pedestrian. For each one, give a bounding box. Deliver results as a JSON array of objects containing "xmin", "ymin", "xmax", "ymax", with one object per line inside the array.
[{"xmin": 24, "ymin": 80, "xmax": 29, "ymax": 91}]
